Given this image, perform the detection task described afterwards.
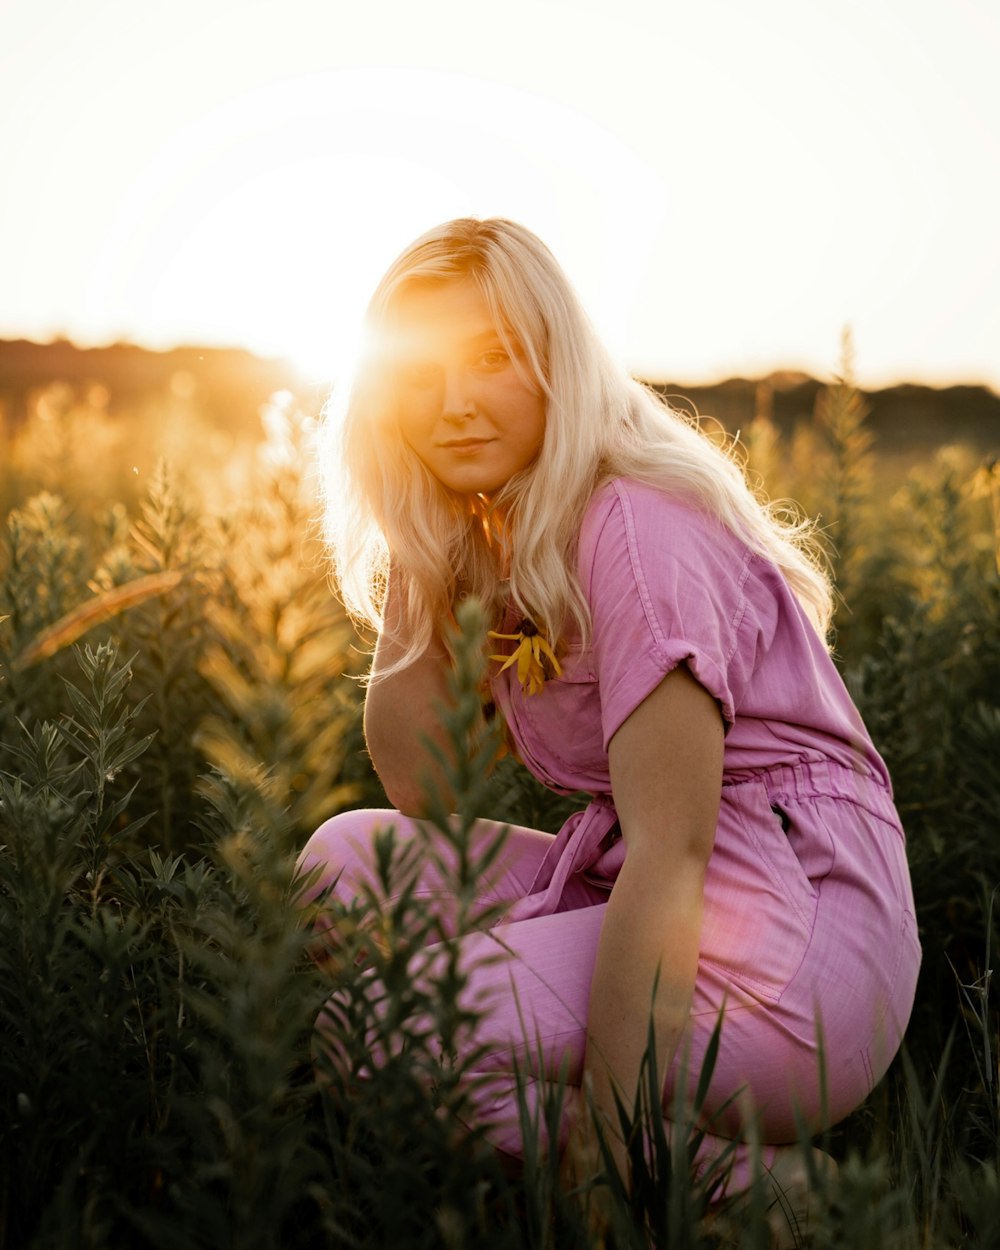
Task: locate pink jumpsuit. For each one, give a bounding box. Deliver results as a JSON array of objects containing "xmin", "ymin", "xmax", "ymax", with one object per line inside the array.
[{"xmin": 298, "ymin": 478, "xmax": 921, "ymax": 1176}]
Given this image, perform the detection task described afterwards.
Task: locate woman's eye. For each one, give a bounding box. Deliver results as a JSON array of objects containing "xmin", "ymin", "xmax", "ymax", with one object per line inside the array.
[{"xmin": 476, "ymin": 349, "xmax": 509, "ymax": 369}]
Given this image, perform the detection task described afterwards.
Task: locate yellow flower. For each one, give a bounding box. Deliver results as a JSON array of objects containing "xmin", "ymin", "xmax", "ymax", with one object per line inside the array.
[{"xmin": 488, "ymin": 619, "xmax": 562, "ymax": 695}]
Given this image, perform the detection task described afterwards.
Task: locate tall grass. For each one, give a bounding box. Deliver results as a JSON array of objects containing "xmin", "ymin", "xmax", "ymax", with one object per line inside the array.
[{"xmin": 1, "ymin": 373, "xmax": 999, "ymax": 1246}]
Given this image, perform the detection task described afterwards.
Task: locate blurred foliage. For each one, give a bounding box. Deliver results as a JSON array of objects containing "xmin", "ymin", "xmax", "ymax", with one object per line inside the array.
[{"xmin": 0, "ymin": 365, "xmax": 999, "ymax": 1246}]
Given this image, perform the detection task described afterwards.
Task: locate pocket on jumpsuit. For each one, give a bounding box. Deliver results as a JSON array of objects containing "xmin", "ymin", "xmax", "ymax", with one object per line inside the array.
[
  {"xmin": 518, "ymin": 644, "xmax": 606, "ymax": 777},
  {"xmin": 698, "ymin": 780, "xmax": 819, "ymax": 1005}
]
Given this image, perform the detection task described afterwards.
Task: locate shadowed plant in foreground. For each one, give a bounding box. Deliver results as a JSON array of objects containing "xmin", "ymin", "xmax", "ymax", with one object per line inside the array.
[{"xmin": 1, "ymin": 381, "xmax": 999, "ymax": 1246}]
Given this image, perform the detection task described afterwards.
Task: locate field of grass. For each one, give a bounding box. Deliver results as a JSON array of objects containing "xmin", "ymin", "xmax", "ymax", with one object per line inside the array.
[{"xmin": 1, "ymin": 364, "xmax": 999, "ymax": 1248}]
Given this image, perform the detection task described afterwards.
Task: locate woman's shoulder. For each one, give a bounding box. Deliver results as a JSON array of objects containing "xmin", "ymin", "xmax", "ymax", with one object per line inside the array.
[{"xmin": 579, "ymin": 476, "xmax": 744, "ymax": 564}]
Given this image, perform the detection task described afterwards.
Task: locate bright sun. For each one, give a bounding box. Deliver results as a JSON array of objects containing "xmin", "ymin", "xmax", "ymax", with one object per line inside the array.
[
  {"xmin": 77, "ymin": 71, "xmax": 666, "ymax": 387},
  {"xmin": 89, "ymin": 148, "xmax": 472, "ymax": 386},
  {"xmin": 4, "ymin": 5, "xmax": 1000, "ymax": 391},
  {"xmin": 80, "ymin": 68, "xmax": 495, "ymax": 385}
]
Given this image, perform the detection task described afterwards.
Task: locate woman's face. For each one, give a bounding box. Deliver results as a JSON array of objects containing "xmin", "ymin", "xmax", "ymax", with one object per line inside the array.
[{"xmin": 388, "ymin": 278, "xmax": 546, "ymax": 496}]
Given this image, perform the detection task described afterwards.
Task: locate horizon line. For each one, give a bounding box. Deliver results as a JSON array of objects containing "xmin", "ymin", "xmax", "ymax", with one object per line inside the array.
[{"xmin": 1, "ymin": 331, "xmax": 997, "ymax": 399}]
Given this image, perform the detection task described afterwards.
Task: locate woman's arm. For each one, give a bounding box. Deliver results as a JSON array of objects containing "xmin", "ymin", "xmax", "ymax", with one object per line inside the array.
[
  {"xmin": 363, "ymin": 572, "xmax": 457, "ymax": 817},
  {"xmin": 577, "ymin": 664, "xmax": 724, "ymax": 1175}
]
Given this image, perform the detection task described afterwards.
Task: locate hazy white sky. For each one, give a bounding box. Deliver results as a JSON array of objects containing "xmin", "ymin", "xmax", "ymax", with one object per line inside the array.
[{"xmin": 1, "ymin": 0, "xmax": 998, "ymax": 389}]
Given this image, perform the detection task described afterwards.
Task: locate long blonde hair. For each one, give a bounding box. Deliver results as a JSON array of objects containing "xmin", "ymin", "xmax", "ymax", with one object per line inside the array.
[{"xmin": 320, "ymin": 217, "xmax": 833, "ymax": 671}]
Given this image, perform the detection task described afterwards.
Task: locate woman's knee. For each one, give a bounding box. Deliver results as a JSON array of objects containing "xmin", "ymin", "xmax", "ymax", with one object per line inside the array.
[{"xmin": 295, "ymin": 808, "xmax": 412, "ymax": 906}]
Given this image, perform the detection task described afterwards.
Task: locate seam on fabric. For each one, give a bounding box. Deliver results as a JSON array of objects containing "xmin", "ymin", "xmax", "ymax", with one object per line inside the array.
[
  {"xmin": 611, "ymin": 480, "xmax": 742, "ymax": 723},
  {"xmin": 612, "ymin": 480, "xmax": 664, "ymax": 655},
  {"xmin": 580, "ymin": 486, "xmax": 620, "ymax": 604},
  {"xmin": 767, "ymin": 789, "xmax": 901, "ymax": 833},
  {"xmin": 478, "ymin": 1024, "xmax": 585, "ymax": 1069},
  {"xmin": 698, "ymin": 955, "xmax": 784, "ymax": 1001},
  {"xmin": 732, "ymin": 786, "xmax": 816, "ymax": 934},
  {"xmin": 723, "ymin": 761, "xmax": 899, "ymax": 831},
  {"xmin": 725, "ymin": 551, "xmax": 756, "ymax": 665},
  {"xmin": 860, "ymin": 1046, "xmax": 875, "ymax": 1095},
  {"xmin": 869, "ymin": 911, "xmax": 912, "ymax": 1040}
]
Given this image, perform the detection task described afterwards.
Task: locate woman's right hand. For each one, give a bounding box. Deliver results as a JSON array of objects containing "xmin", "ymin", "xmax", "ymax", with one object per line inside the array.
[{"xmin": 363, "ymin": 569, "xmax": 459, "ymax": 816}]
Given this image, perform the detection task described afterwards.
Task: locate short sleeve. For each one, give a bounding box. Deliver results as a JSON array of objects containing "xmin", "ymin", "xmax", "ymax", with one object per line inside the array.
[{"xmin": 578, "ymin": 480, "xmax": 765, "ymax": 751}]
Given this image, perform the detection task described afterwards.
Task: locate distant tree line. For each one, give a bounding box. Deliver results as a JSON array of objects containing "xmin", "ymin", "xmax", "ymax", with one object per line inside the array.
[
  {"xmin": 1, "ymin": 337, "xmax": 997, "ymax": 456},
  {"xmin": 0, "ymin": 339, "xmax": 308, "ymax": 435}
]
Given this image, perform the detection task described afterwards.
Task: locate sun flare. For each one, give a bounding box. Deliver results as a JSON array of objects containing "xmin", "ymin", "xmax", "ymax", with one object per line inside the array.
[{"xmin": 2, "ymin": 2, "xmax": 998, "ymax": 389}]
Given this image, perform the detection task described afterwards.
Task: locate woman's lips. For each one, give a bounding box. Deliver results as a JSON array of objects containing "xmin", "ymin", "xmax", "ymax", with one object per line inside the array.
[{"xmin": 440, "ymin": 438, "xmax": 494, "ymax": 454}]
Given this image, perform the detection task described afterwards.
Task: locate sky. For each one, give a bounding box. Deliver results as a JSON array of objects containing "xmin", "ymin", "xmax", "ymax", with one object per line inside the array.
[{"xmin": 1, "ymin": 0, "xmax": 998, "ymax": 391}]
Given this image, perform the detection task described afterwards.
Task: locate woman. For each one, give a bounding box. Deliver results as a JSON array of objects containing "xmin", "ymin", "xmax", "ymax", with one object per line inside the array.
[{"xmin": 297, "ymin": 217, "xmax": 920, "ymax": 1230}]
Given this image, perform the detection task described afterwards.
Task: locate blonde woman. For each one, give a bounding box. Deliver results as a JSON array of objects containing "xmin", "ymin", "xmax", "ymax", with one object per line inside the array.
[{"xmin": 297, "ymin": 217, "xmax": 920, "ymax": 1234}]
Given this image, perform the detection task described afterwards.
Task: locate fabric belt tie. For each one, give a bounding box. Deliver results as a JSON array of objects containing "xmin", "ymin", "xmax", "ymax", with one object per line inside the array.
[{"xmin": 504, "ymin": 797, "xmax": 619, "ymax": 922}]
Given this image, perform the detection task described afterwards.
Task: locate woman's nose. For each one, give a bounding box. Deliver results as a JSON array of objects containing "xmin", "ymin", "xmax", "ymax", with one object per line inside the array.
[{"xmin": 442, "ymin": 367, "xmax": 473, "ymax": 422}]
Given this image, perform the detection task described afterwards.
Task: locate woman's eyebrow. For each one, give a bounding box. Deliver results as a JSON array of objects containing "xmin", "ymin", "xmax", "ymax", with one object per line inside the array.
[
  {"xmin": 398, "ymin": 325, "xmax": 513, "ymax": 357},
  {"xmin": 465, "ymin": 328, "xmax": 506, "ymax": 346}
]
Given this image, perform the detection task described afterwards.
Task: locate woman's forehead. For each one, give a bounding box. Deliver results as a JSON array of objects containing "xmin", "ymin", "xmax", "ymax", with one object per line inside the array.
[{"xmin": 386, "ymin": 278, "xmax": 513, "ymax": 354}]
